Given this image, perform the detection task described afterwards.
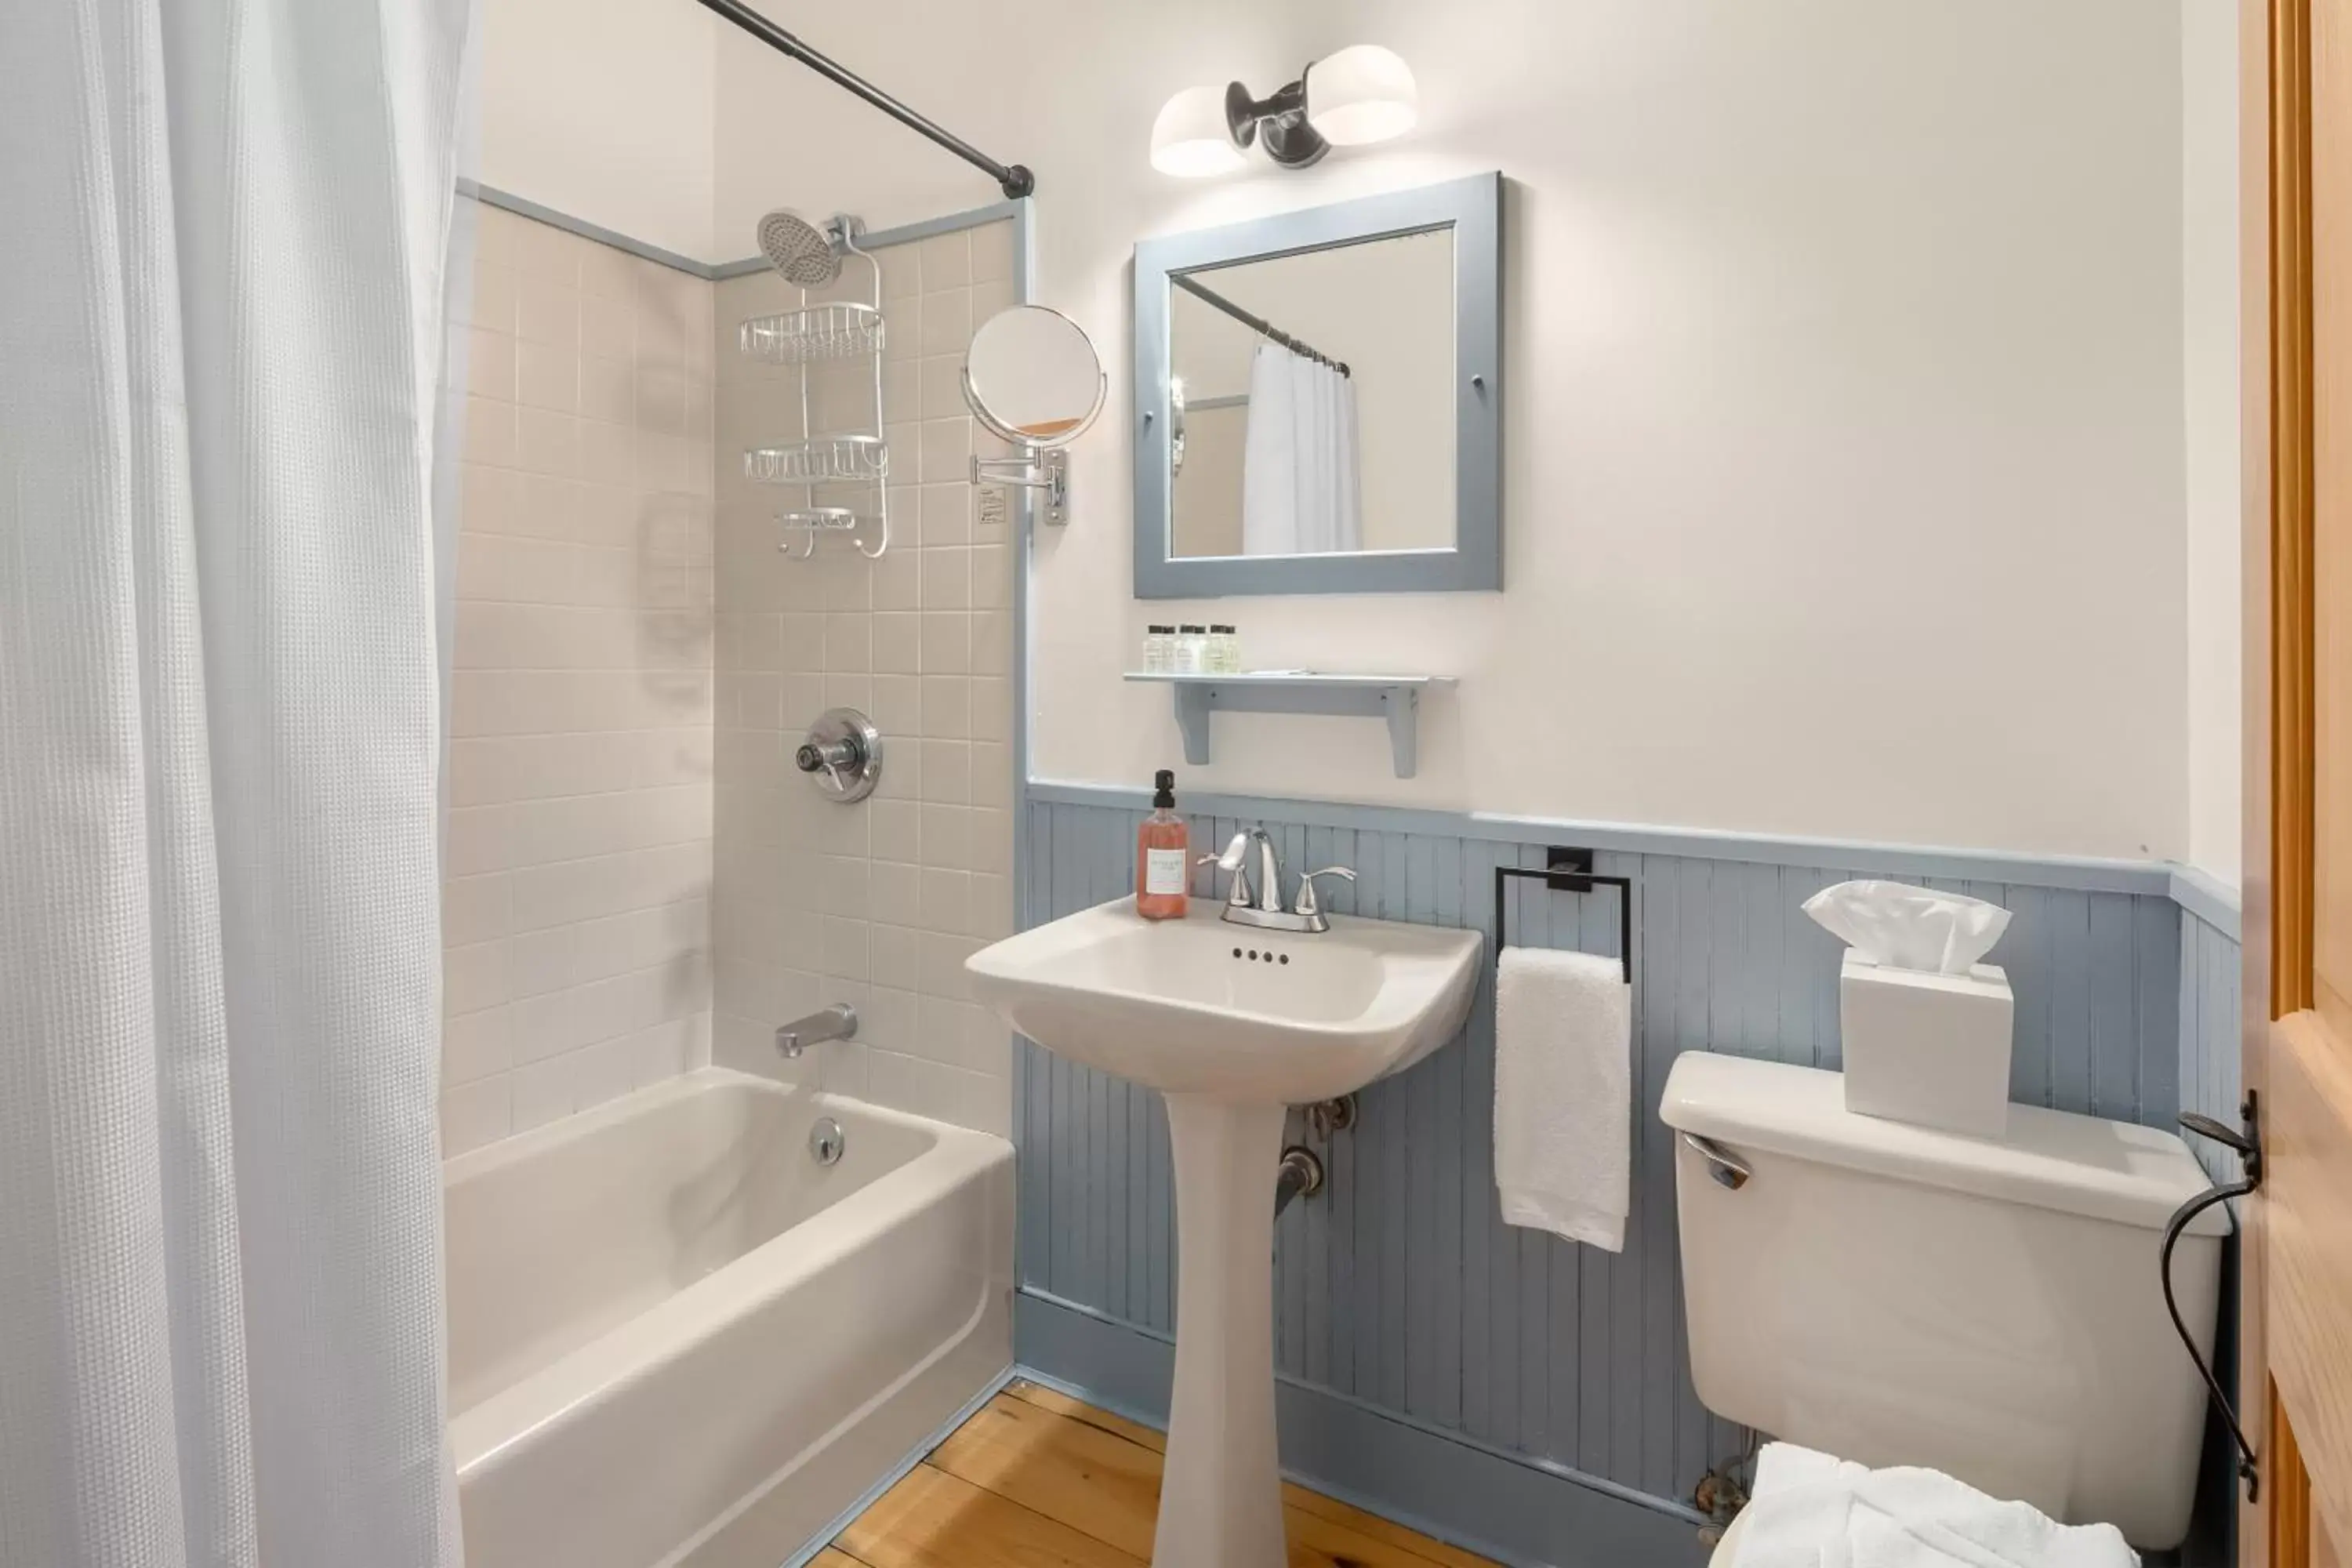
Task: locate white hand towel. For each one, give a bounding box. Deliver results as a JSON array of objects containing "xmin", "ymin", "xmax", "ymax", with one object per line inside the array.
[
  {"xmin": 1733, "ymin": 1443, "xmax": 2139, "ymax": 1568},
  {"xmin": 1493, "ymin": 946, "xmax": 1633, "ymax": 1250}
]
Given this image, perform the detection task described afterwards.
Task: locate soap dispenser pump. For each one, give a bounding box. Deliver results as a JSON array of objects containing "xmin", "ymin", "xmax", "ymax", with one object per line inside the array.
[{"xmin": 1135, "ymin": 770, "xmax": 1189, "ymax": 920}]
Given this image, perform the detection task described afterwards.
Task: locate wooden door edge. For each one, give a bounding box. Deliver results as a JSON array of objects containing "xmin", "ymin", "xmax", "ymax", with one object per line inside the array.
[{"xmin": 2241, "ymin": 0, "xmax": 2281, "ymax": 1549}]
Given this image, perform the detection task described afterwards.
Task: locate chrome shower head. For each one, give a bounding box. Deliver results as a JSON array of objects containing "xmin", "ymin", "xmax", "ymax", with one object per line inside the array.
[{"xmin": 756, "ymin": 209, "xmax": 844, "ymax": 287}]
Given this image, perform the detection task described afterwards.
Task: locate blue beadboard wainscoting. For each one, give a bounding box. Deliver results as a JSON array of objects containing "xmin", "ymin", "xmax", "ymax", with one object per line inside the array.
[
  {"xmin": 2176, "ymin": 881, "xmax": 2245, "ymax": 1182},
  {"xmin": 2173, "ymin": 880, "xmax": 2245, "ymax": 1568},
  {"xmin": 1011, "ymin": 784, "xmax": 2245, "ymax": 1568}
]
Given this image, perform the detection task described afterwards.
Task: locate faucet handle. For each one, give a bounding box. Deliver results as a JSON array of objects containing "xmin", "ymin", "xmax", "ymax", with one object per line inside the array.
[
  {"xmin": 1293, "ymin": 866, "xmax": 1356, "ymax": 918},
  {"xmin": 1216, "ymin": 830, "xmax": 1254, "ymax": 873},
  {"xmin": 1206, "ymin": 832, "xmax": 1258, "ymax": 906}
]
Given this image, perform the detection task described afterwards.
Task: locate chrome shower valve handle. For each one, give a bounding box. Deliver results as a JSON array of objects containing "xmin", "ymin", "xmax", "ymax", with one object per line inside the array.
[{"xmin": 793, "ymin": 708, "xmax": 883, "ymax": 804}]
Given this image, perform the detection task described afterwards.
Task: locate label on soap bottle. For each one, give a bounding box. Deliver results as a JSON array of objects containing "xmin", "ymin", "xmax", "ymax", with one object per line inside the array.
[{"xmin": 1143, "ymin": 848, "xmax": 1187, "ymax": 896}]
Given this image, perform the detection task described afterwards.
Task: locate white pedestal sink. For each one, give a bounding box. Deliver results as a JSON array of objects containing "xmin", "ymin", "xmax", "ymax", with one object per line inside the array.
[{"xmin": 967, "ymin": 899, "xmax": 1482, "ymax": 1567}]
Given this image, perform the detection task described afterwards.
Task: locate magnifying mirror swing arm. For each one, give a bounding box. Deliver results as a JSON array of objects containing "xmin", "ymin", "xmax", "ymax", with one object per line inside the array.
[
  {"xmin": 960, "ymin": 307, "xmax": 1107, "ymax": 529},
  {"xmin": 964, "ymin": 390, "xmax": 1098, "ymax": 528}
]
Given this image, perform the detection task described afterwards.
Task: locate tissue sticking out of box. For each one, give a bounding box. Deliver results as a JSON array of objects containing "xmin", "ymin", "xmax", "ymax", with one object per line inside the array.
[{"xmin": 1801, "ymin": 880, "xmax": 2011, "ymax": 975}]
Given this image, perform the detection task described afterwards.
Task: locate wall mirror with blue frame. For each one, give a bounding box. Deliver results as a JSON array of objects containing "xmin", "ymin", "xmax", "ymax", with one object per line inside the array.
[{"xmin": 1133, "ymin": 171, "xmax": 1502, "ymax": 597}]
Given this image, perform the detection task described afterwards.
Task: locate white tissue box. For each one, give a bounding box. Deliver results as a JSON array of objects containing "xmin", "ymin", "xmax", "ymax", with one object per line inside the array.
[{"xmin": 1838, "ymin": 953, "xmax": 2014, "ymax": 1138}]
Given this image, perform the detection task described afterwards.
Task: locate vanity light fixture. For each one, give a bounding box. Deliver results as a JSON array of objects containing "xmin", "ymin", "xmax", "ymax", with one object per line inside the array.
[
  {"xmin": 1151, "ymin": 44, "xmax": 1418, "ymax": 176},
  {"xmin": 1301, "ymin": 45, "xmax": 1421, "ymax": 147},
  {"xmin": 1150, "ymin": 85, "xmax": 1250, "ymax": 177}
]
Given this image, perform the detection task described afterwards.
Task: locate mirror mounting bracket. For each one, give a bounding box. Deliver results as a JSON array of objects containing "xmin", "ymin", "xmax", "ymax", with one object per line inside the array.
[{"xmin": 971, "ymin": 447, "xmax": 1069, "ymax": 527}]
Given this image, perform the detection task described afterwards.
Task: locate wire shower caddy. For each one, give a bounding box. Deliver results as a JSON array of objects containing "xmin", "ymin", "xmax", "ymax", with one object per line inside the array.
[
  {"xmin": 738, "ymin": 302, "xmax": 886, "ymax": 364},
  {"xmin": 742, "ymin": 434, "xmax": 891, "ymax": 486},
  {"xmin": 739, "ymin": 220, "xmax": 891, "ymax": 559}
]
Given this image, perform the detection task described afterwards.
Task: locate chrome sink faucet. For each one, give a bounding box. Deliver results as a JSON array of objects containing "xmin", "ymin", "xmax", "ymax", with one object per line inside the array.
[{"xmin": 1201, "ymin": 827, "xmax": 1356, "ymax": 935}]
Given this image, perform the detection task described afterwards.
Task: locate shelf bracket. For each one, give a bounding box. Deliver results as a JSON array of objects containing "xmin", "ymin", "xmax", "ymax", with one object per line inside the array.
[
  {"xmin": 1173, "ymin": 681, "xmax": 1214, "ymax": 765},
  {"xmin": 1380, "ymin": 685, "xmax": 1419, "ymax": 779},
  {"xmin": 1150, "ymin": 677, "xmax": 1440, "ymax": 779}
]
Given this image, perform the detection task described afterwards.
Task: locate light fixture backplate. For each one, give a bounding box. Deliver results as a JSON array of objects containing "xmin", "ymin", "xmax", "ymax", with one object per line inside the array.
[{"xmin": 1224, "ymin": 76, "xmax": 1327, "ymax": 169}]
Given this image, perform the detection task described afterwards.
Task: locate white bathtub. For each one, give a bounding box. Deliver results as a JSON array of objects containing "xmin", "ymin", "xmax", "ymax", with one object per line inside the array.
[{"xmin": 445, "ymin": 1068, "xmax": 1013, "ymax": 1568}]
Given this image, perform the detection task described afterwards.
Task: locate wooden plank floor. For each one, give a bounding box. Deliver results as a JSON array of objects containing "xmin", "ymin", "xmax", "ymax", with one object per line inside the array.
[{"xmin": 822, "ymin": 1379, "xmax": 1501, "ymax": 1568}]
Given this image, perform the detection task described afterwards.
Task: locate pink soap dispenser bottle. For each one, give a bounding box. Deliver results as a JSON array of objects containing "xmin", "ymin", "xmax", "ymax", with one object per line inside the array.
[{"xmin": 1135, "ymin": 770, "xmax": 1189, "ymax": 920}]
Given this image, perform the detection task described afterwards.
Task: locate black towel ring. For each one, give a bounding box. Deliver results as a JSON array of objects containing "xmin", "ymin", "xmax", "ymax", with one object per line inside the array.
[{"xmin": 1493, "ymin": 848, "xmax": 1633, "ymax": 984}]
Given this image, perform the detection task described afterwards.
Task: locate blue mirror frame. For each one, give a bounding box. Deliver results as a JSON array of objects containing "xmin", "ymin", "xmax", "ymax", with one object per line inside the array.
[{"xmin": 1133, "ymin": 171, "xmax": 1503, "ymax": 598}]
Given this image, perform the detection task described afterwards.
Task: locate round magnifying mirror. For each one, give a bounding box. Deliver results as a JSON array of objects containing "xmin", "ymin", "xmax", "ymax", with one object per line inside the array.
[{"xmin": 962, "ymin": 305, "xmax": 1107, "ymax": 448}]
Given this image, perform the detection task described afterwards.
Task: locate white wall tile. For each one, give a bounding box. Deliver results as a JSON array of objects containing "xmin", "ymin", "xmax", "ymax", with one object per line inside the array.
[
  {"xmin": 444, "ymin": 938, "xmax": 509, "ymax": 1018},
  {"xmin": 916, "ymin": 418, "xmax": 971, "ymax": 485},
  {"xmin": 920, "ymin": 548, "xmax": 971, "ymax": 611},
  {"xmin": 706, "ymin": 223, "xmax": 1015, "ymax": 1138},
  {"xmin": 918, "ymin": 357, "xmax": 964, "ymax": 422},
  {"xmin": 442, "ymin": 211, "xmax": 717, "ymax": 1150},
  {"xmin": 470, "ymin": 327, "xmax": 518, "ymax": 404},
  {"xmin": 971, "ymin": 612, "xmax": 1011, "ymax": 677},
  {"xmin": 918, "ymin": 483, "xmax": 970, "ymax": 548},
  {"xmin": 870, "ymin": 673, "xmax": 920, "ymax": 737},
  {"xmin": 442, "ymin": 1006, "xmax": 514, "ymax": 1086},
  {"xmin": 443, "ymin": 871, "xmax": 513, "ymax": 946},
  {"xmin": 917, "ymin": 290, "xmax": 971, "ymax": 358},
  {"xmin": 970, "ymin": 678, "xmax": 1011, "ymax": 744},
  {"xmin": 919, "ymin": 612, "xmax": 970, "ymax": 676},
  {"xmin": 873, "ymin": 547, "xmax": 921, "ymax": 611},
  {"xmin": 916, "ymin": 229, "xmax": 971, "ymax": 291},
  {"xmin": 969, "ymin": 223, "xmax": 1013, "ymax": 287},
  {"xmin": 516, "ymin": 284, "xmax": 581, "ymax": 352},
  {"xmin": 466, "ymin": 261, "xmax": 518, "ymax": 335},
  {"xmin": 971, "ymin": 544, "xmax": 1011, "ymax": 610},
  {"xmin": 917, "ymin": 739, "xmax": 971, "ymax": 804},
  {"xmin": 517, "ymin": 339, "xmax": 579, "ymax": 412},
  {"xmin": 871, "ymin": 612, "xmax": 921, "ymax": 674},
  {"xmin": 510, "ymin": 1054, "xmax": 576, "ymax": 1133},
  {"xmin": 440, "ymin": 1076, "xmax": 513, "ymax": 1158}
]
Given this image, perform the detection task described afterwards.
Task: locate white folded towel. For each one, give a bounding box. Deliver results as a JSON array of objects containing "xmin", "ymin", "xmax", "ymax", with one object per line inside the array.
[
  {"xmin": 1493, "ymin": 946, "xmax": 1632, "ymax": 1250},
  {"xmin": 1733, "ymin": 1443, "xmax": 2140, "ymax": 1568}
]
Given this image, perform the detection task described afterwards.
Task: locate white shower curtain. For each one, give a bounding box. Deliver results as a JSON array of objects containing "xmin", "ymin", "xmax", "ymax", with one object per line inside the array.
[
  {"xmin": 1240, "ymin": 341, "xmax": 1363, "ymax": 556},
  {"xmin": 0, "ymin": 2, "xmax": 474, "ymax": 1565}
]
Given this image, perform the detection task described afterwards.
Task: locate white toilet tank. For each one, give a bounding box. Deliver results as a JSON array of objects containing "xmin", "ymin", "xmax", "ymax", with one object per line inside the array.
[{"xmin": 1659, "ymin": 1052, "xmax": 2228, "ymax": 1550}]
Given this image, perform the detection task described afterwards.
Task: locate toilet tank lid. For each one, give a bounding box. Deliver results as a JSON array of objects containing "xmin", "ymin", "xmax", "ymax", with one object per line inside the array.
[{"xmin": 1659, "ymin": 1054, "xmax": 2233, "ymax": 1238}]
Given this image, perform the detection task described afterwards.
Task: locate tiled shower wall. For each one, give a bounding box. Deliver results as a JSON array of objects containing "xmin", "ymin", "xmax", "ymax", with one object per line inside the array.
[
  {"xmin": 709, "ymin": 220, "xmax": 1020, "ymax": 1135},
  {"xmin": 438, "ymin": 206, "xmax": 717, "ymax": 1157}
]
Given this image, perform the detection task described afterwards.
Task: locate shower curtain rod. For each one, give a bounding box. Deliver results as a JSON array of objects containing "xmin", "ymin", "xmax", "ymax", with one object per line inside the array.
[
  {"xmin": 693, "ymin": 0, "xmax": 1036, "ymax": 199},
  {"xmin": 1171, "ymin": 272, "xmax": 1349, "ymax": 376}
]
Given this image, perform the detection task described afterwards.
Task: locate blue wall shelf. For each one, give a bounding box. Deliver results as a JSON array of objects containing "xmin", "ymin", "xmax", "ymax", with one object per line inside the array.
[{"xmin": 1124, "ymin": 672, "xmax": 1457, "ymax": 779}]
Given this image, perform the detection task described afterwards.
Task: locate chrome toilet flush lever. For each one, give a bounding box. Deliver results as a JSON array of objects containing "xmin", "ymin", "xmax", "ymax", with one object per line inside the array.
[
  {"xmin": 1199, "ymin": 826, "xmax": 1354, "ymax": 934},
  {"xmin": 1680, "ymin": 1132, "xmax": 1751, "ymax": 1191}
]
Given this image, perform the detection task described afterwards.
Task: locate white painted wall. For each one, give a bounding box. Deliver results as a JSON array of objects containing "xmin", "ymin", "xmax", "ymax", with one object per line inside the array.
[
  {"xmin": 2182, "ymin": 0, "xmax": 2244, "ymax": 888},
  {"xmin": 710, "ymin": 1, "xmax": 2203, "ymax": 861},
  {"xmin": 480, "ymin": 0, "xmax": 719, "ymax": 263}
]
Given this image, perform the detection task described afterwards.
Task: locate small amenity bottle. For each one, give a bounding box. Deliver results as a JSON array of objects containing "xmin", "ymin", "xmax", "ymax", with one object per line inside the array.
[
  {"xmin": 1174, "ymin": 625, "xmax": 1208, "ymax": 673},
  {"xmin": 1144, "ymin": 624, "xmax": 1175, "ymax": 673},
  {"xmin": 1135, "ymin": 769, "xmax": 1189, "ymax": 920}
]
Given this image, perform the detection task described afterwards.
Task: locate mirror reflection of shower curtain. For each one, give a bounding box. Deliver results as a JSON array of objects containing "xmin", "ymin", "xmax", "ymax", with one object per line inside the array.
[{"xmin": 1241, "ymin": 342, "xmax": 1361, "ymax": 555}]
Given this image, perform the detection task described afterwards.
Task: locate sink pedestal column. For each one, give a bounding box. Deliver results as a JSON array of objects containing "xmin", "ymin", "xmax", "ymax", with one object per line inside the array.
[{"xmin": 1154, "ymin": 1094, "xmax": 1289, "ymax": 1568}]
